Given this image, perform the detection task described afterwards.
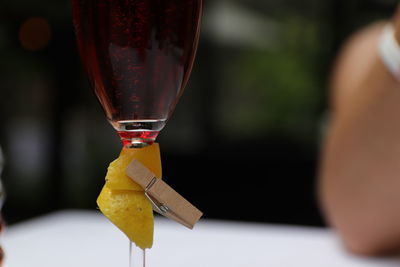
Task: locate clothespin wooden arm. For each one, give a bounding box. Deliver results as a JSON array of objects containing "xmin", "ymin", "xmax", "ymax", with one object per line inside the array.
[{"xmin": 126, "ymin": 160, "xmax": 203, "ymax": 229}]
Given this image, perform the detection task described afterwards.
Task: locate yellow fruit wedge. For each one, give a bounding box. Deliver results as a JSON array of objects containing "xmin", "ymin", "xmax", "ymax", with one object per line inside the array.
[
  {"xmin": 105, "ymin": 143, "xmax": 162, "ymax": 191},
  {"xmin": 97, "ymin": 143, "xmax": 162, "ymax": 249},
  {"xmin": 97, "ymin": 186, "xmax": 154, "ymax": 249}
]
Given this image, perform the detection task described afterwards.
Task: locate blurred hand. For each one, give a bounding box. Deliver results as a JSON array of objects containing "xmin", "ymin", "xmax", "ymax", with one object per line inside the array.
[{"xmin": 319, "ymin": 6, "xmax": 400, "ymax": 256}]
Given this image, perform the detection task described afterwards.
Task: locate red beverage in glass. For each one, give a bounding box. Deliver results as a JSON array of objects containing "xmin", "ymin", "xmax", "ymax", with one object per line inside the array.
[{"xmin": 71, "ymin": 0, "xmax": 203, "ymax": 147}]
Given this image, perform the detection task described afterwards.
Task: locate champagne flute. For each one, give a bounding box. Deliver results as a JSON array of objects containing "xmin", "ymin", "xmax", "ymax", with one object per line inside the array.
[
  {"xmin": 71, "ymin": 0, "xmax": 203, "ymax": 265},
  {"xmin": 71, "ymin": 0, "xmax": 203, "ymax": 148}
]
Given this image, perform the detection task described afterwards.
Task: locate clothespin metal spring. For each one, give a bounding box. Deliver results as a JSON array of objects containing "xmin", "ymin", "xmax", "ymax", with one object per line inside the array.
[{"xmin": 144, "ymin": 177, "xmax": 169, "ymax": 214}]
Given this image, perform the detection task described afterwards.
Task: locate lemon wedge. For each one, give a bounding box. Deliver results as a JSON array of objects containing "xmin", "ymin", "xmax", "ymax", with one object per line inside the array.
[
  {"xmin": 97, "ymin": 186, "xmax": 154, "ymax": 249},
  {"xmin": 97, "ymin": 143, "xmax": 162, "ymax": 249},
  {"xmin": 105, "ymin": 143, "xmax": 162, "ymax": 191}
]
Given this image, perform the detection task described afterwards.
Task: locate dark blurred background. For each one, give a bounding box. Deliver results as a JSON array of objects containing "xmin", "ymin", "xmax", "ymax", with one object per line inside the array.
[{"xmin": 0, "ymin": 0, "xmax": 397, "ymax": 227}]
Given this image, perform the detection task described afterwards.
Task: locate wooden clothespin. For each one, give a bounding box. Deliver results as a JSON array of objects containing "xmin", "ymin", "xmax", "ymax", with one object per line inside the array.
[{"xmin": 126, "ymin": 160, "xmax": 203, "ymax": 229}]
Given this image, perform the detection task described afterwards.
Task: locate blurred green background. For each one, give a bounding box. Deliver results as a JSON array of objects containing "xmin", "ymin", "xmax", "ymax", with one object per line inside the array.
[{"xmin": 0, "ymin": 0, "xmax": 397, "ymax": 226}]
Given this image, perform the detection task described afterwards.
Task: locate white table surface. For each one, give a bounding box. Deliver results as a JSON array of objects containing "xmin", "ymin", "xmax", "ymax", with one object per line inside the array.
[{"xmin": 2, "ymin": 210, "xmax": 400, "ymax": 267}]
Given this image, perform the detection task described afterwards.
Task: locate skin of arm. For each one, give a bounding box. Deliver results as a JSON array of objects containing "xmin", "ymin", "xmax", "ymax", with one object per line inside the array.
[{"xmin": 318, "ymin": 12, "xmax": 400, "ymax": 256}]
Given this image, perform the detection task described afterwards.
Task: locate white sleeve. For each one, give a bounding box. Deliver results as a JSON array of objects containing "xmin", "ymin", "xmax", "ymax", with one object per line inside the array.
[{"xmin": 379, "ymin": 24, "xmax": 400, "ymax": 81}]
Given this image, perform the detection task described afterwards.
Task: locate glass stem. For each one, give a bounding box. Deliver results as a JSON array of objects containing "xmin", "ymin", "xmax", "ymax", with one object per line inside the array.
[{"xmin": 129, "ymin": 241, "xmax": 146, "ymax": 267}]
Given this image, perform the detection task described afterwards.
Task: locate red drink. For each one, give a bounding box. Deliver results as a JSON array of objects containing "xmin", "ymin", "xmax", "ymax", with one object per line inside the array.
[{"xmin": 71, "ymin": 0, "xmax": 203, "ymax": 147}]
